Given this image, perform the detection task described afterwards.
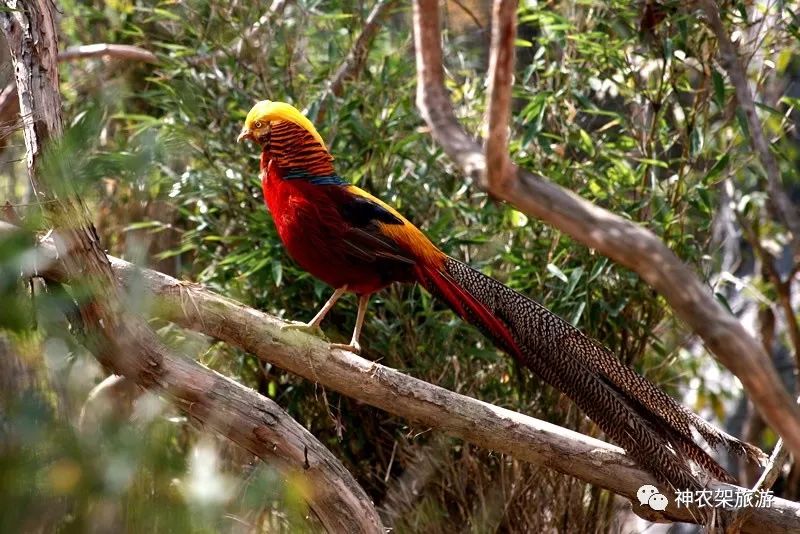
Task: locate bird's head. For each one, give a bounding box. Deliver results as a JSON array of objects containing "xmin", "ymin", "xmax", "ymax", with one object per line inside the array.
[{"xmin": 237, "ymin": 100, "xmax": 327, "ymax": 150}]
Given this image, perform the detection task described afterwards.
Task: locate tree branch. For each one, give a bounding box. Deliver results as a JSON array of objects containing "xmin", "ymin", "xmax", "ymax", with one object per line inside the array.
[
  {"xmin": 58, "ymin": 43, "xmax": 158, "ymax": 63},
  {"xmin": 308, "ymin": 0, "xmax": 399, "ymax": 123},
  {"xmin": 0, "ymin": 43, "xmax": 158, "ymax": 140},
  {"xmin": 4, "ymin": 220, "xmax": 800, "ymax": 533},
  {"xmin": 698, "ymin": 0, "xmax": 800, "ymax": 259},
  {"xmin": 484, "ymin": 0, "xmax": 516, "ymax": 191},
  {"xmin": 0, "ymin": 3, "xmax": 381, "ymax": 531},
  {"xmin": 411, "ymin": 0, "xmax": 800, "ymax": 460}
]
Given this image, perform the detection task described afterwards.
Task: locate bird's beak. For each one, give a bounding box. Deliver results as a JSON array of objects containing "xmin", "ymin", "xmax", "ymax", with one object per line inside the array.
[{"xmin": 237, "ymin": 128, "xmax": 253, "ymax": 143}]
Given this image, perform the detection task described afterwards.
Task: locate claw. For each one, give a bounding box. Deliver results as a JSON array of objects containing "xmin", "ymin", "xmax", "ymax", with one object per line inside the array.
[
  {"xmin": 281, "ymin": 322, "xmax": 327, "ymax": 340},
  {"xmin": 281, "ymin": 320, "xmax": 308, "ymax": 328},
  {"xmin": 330, "ymin": 341, "xmax": 361, "ymax": 355}
]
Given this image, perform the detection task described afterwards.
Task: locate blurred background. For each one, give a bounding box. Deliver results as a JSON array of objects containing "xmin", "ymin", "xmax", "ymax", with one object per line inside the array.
[{"xmin": 1, "ymin": 0, "xmax": 799, "ymax": 532}]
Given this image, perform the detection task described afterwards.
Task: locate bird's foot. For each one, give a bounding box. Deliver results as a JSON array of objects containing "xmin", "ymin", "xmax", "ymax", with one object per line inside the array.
[
  {"xmin": 330, "ymin": 341, "xmax": 361, "ymax": 355},
  {"xmin": 281, "ymin": 321, "xmax": 327, "ymax": 340}
]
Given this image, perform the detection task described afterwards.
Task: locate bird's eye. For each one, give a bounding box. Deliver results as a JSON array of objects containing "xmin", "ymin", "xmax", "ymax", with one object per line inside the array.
[{"xmin": 254, "ymin": 121, "xmax": 263, "ymax": 129}]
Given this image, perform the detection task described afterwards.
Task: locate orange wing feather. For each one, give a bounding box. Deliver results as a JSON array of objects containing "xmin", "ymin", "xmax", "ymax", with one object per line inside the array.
[{"xmin": 344, "ymin": 185, "xmax": 447, "ymax": 267}]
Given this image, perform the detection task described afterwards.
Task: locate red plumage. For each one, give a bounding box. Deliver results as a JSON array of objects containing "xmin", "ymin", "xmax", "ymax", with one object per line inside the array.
[{"xmin": 261, "ymin": 155, "xmax": 420, "ymax": 294}]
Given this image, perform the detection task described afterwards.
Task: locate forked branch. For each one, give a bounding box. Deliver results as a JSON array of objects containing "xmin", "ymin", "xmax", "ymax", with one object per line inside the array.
[
  {"xmin": 411, "ymin": 0, "xmax": 800, "ymax": 460},
  {"xmin": 0, "ymin": 43, "xmax": 159, "ymax": 135}
]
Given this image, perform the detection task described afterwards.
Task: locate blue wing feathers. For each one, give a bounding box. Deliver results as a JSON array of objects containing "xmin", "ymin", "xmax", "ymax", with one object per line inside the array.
[{"xmin": 283, "ymin": 169, "xmax": 348, "ymax": 186}]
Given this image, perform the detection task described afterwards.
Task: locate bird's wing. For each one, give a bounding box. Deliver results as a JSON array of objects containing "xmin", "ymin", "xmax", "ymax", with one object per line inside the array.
[
  {"xmin": 330, "ymin": 187, "xmax": 417, "ymax": 266},
  {"xmin": 334, "ymin": 184, "xmax": 447, "ymax": 267}
]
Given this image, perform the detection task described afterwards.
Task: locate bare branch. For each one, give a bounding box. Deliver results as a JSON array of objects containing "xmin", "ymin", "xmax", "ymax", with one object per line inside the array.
[
  {"xmin": 58, "ymin": 43, "xmax": 158, "ymax": 63},
  {"xmin": 0, "ymin": 43, "xmax": 159, "ymax": 141},
  {"xmin": 5, "ymin": 220, "xmax": 800, "ymax": 533},
  {"xmin": 698, "ymin": 0, "xmax": 800, "ymax": 259},
  {"xmin": 485, "ymin": 0, "xmax": 517, "ymax": 191},
  {"xmin": 754, "ymin": 438, "xmax": 789, "ymax": 492},
  {"xmin": 730, "ymin": 410, "xmax": 792, "ymax": 530},
  {"xmin": 0, "ymin": 0, "xmax": 62, "ymax": 180},
  {"xmin": 740, "ymin": 215, "xmax": 800, "ymax": 373},
  {"xmin": 0, "ymin": 3, "xmax": 381, "ymax": 531},
  {"xmin": 241, "ymin": 0, "xmax": 290, "ymax": 42},
  {"xmin": 328, "ymin": 0, "xmax": 397, "ymax": 98},
  {"xmin": 411, "ymin": 0, "xmax": 800, "ymax": 460},
  {"xmin": 413, "ymin": 1, "xmax": 485, "ymax": 182},
  {"xmin": 450, "ymin": 0, "xmax": 485, "ymax": 29}
]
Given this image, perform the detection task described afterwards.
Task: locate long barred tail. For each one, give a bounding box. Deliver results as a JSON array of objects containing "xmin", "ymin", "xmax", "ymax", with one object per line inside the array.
[{"xmin": 416, "ymin": 257, "xmax": 765, "ymax": 489}]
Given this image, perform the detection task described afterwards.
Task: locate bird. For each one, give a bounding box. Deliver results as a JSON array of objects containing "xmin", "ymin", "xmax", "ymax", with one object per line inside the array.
[{"xmin": 237, "ymin": 100, "xmax": 765, "ymax": 491}]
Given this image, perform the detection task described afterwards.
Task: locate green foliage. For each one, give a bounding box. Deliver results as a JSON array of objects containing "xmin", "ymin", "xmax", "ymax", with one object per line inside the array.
[{"xmin": 2, "ymin": 0, "xmax": 799, "ymax": 531}]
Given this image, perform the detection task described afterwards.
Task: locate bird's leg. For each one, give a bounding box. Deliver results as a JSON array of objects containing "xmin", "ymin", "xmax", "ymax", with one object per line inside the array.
[
  {"xmin": 281, "ymin": 286, "xmax": 347, "ymax": 337},
  {"xmin": 307, "ymin": 286, "xmax": 348, "ymax": 328},
  {"xmin": 330, "ymin": 294, "xmax": 370, "ymax": 355}
]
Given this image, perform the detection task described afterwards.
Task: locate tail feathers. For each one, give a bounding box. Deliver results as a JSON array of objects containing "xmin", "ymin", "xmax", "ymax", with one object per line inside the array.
[
  {"xmin": 690, "ymin": 415, "xmax": 768, "ymax": 466},
  {"xmin": 416, "ymin": 257, "xmax": 764, "ymax": 488},
  {"xmin": 570, "ymin": 326, "xmax": 767, "ymax": 468},
  {"xmin": 570, "ymin": 327, "xmax": 766, "ymax": 467}
]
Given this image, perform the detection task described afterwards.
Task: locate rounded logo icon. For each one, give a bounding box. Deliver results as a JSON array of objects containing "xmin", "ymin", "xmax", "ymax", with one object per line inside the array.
[
  {"xmin": 637, "ymin": 485, "xmax": 659, "ymax": 506},
  {"xmin": 648, "ymin": 493, "xmax": 669, "ymax": 511}
]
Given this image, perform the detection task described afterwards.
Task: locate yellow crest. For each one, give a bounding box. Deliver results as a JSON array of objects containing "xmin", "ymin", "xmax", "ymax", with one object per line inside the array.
[{"xmin": 243, "ymin": 100, "xmax": 327, "ymax": 150}]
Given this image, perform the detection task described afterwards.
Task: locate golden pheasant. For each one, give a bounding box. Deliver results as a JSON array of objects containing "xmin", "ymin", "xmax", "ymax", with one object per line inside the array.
[{"xmin": 237, "ymin": 100, "xmax": 765, "ymax": 490}]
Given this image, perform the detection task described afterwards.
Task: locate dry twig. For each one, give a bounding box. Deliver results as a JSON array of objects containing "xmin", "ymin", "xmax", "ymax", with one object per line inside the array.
[
  {"xmin": 308, "ymin": 0, "xmax": 399, "ymax": 123},
  {"xmin": 0, "ymin": 43, "xmax": 159, "ymax": 138}
]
